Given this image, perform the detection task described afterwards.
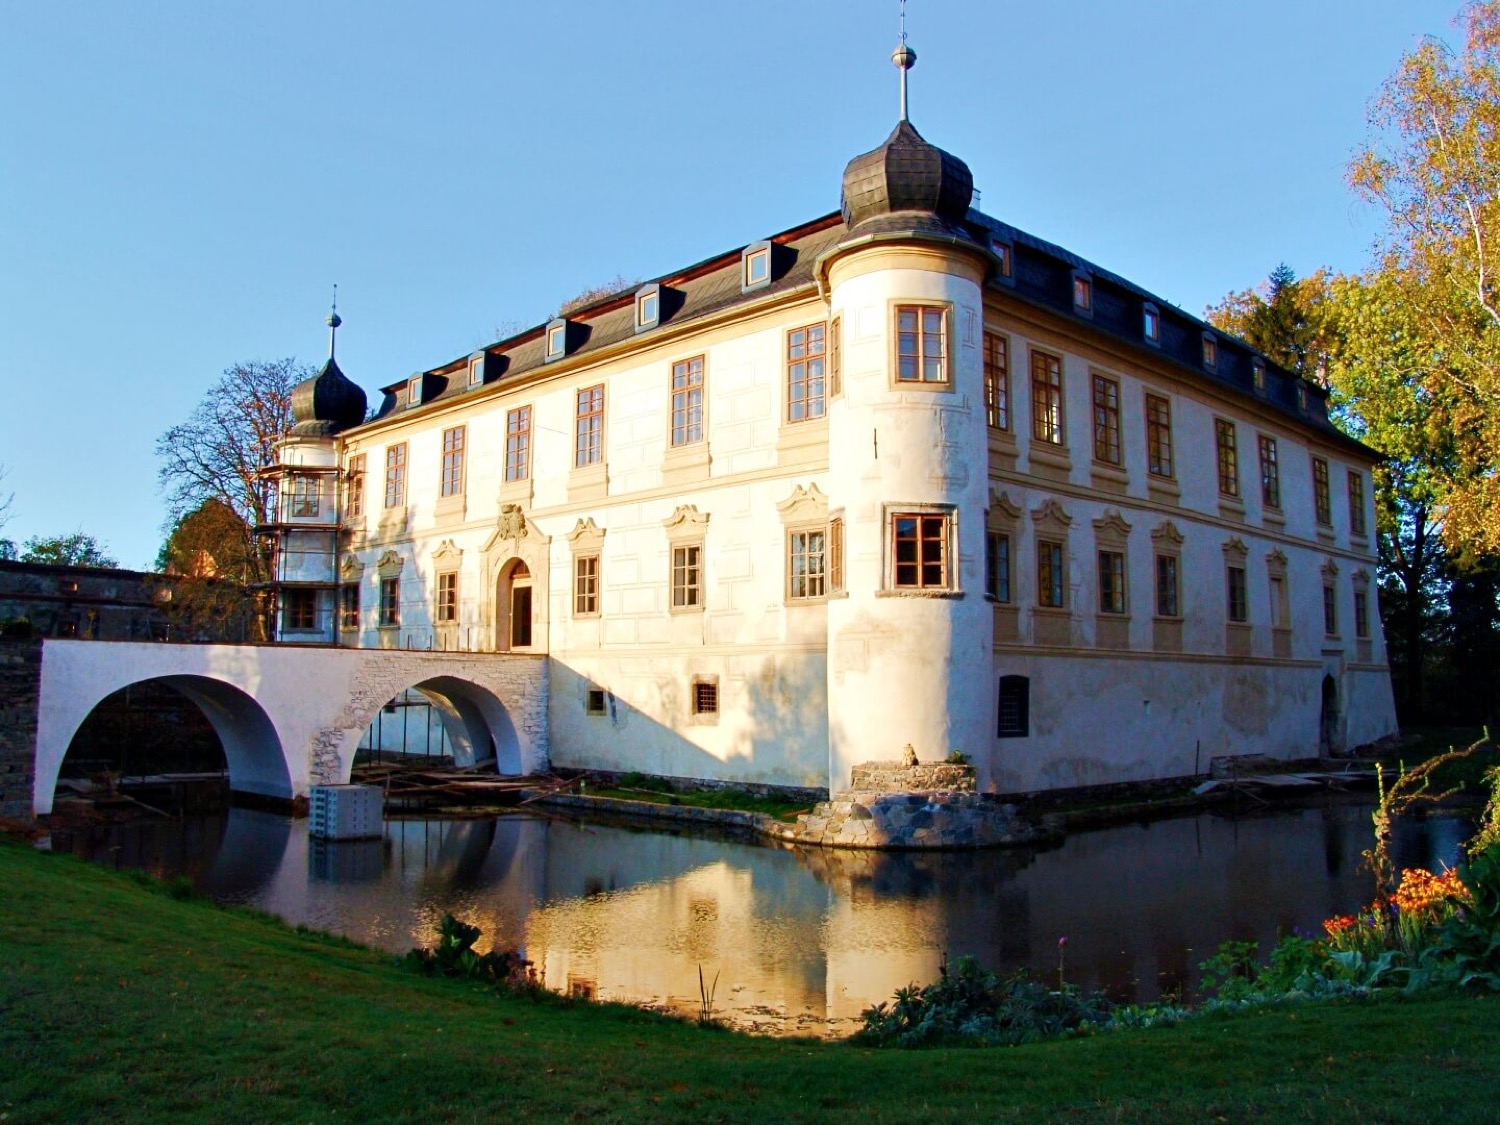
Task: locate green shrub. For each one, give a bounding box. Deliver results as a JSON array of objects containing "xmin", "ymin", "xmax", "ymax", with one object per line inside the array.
[
  {"xmin": 404, "ymin": 913, "xmax": 535, "ymax": 992},
  {"xmin": 854, "ymin": 955, "xmax": 1113, "ymax": 1048}
]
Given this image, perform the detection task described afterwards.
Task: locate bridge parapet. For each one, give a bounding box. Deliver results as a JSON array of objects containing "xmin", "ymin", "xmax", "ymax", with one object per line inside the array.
[{"xmin": 0, "ymin": 638, "xmax": 42, "ymax": 820}]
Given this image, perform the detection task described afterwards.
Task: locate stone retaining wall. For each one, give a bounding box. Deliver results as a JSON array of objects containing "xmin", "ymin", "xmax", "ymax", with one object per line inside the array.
[
  {"xmin": 848, "ymin": 761, "xmax": 976, "ymax": 793},
  {"xmin": 764, "ymin": 791, "xmax": 1045, "ymax": 850},
  {"xmin": 0, "ymin": 639, "xmax": 42, "ymax": 820}
]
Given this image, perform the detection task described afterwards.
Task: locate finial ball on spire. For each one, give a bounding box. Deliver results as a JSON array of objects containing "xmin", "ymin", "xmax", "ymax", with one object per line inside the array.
[
  {"xmin": 327, "ymin": 310, "xmax": 342, "ymax": 329},
  {"xmin": 892, "ymin": 43, "xmax": 916, "ymax": 70}
]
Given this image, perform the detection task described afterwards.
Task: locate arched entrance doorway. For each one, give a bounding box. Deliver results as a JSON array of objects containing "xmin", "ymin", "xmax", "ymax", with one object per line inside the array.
[
  {"xmin": 1319, "ymin": 674, "xmax": 1340, "ymax": 755},
  {"xmin": 496, "ymin": 559, "xmax": 533, "ymax": 652}
]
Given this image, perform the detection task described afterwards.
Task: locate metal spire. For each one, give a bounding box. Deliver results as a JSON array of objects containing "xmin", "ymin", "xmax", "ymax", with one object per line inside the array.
[
  {"xmin": 326, "ymin": 284, "xmax": 342, "ymax": 360},
  {"xmin": 892, "ymin": 0, "xmax": 916, "ymax": 123}
]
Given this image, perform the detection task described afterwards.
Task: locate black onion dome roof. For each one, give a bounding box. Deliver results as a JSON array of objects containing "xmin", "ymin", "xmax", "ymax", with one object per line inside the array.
[
  {"xmin": 840, "ymin": 120, "xmax": 974, "ymax": 229},
  {"xmin": 289, "ymin": 356, "xmax": 367, "ymax": 437}
]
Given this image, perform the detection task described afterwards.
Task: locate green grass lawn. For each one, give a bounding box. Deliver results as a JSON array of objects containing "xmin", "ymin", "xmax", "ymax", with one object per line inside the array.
[{"xmin": 3, "ymin": 836, "xmax": 1499, "ymax": 1124}]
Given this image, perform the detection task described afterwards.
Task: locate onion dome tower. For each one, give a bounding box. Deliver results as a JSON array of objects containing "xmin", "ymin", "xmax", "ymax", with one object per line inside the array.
[
  {"xmin": 818, "ymin": 23, "xmax": 995, "ymax": 793},
  {"xmin": 262, "ymin": 292, "xmax": 364, "ymax": 644}
]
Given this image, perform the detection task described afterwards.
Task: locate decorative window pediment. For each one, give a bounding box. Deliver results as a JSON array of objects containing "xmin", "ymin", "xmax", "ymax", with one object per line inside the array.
[
  {"xmin": 1222, "ymin": 537, "xmax": 1249, "ymax": 564},
  {"xmin": 567, "ymin": 517, "xmax": 606, "ymax": 554},
  {"xmin": 776, "ymin": 483, "xmax": 828, "ymax": 524},
  {"xmin": 1031, "ymin": 499, "xmax": 1072, "ymax": 537},
  {"xmin": 1266, "ymin": 548, "xmax": 1289, "ymax": 577},
  {"xmin": 432, "ymin": 539, "xmax": 462, "ymax": 567},
  {"xmin": 1321, "ymin": 557, "xmax": 1340, "ymax": 581},
  {"xmin": 1093, "ymin": 509, "xmax": 1133, "ymax": 548},
  {"xmin": 339, "ymin": 554, "xmax": 365, "ymax": 581},
  {"xmin": 376, "ymin": 550, "xmax": 405, "ymax": 576},
  {"xmin": 988, "ymin": 489, "xmax": 1022, "ymax": 528},
  {"xmin": 1151, "ymin": 520, "xmax": 1184, "ymax": 550},
  {"xmin": 662, "ymin": 504, "xmax": 710, "ymax": 540},
  {"xmin": 1352, "ymin": 567, "xmax": 1372, "ymax": 589}
]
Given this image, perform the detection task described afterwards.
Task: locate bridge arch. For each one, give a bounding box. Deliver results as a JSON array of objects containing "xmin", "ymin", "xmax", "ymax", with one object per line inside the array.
[
  {"xmin": 38, "ymin": 674, "xmax": 290, "ymax": 814},
  {"xmin": 352, "ymin": 674, "xmax": 523, "ymax": 776}
]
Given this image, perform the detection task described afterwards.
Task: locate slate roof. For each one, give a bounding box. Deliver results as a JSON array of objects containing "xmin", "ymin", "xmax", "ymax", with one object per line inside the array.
[{"xmin": 363, "ymin": 190, "xmax": 1363, "ymax": 457}]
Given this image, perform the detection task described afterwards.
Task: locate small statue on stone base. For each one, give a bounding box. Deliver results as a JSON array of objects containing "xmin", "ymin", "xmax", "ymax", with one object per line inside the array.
[{"xmin": 902, "ymin": 743, "xmax": 918, "ymax": 768}]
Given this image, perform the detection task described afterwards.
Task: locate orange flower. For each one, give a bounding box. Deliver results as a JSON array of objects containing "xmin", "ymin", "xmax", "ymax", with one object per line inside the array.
[
  {"xmin": 1323, "ymin": 914, "xmax": 1358, "ymax": 937},
  {"xmin": 1391, "ymin": 866, "xmax": 1470, "ymax": 915}
]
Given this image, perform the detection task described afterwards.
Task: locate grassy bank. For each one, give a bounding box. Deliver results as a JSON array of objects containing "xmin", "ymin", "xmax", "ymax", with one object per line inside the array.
[{"xmin": 2, "ymin": 838, "xmax": 1498, "ymax": 1124}]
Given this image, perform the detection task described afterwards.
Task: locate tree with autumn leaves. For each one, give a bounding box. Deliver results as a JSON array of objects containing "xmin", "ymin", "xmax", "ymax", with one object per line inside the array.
[{"xmin": 1209, "ymin": 2, "xmax": 1500, "ymax": 722}]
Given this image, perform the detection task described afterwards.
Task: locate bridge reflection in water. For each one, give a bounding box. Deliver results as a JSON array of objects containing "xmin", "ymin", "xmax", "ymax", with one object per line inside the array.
[{"xmin": 54, "ymin": 800, "xmax": 1470, "ymax": 1035}]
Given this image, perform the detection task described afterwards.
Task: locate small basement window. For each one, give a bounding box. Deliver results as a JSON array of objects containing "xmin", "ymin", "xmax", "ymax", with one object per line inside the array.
[
  {"xmin": 691, "ymin": 677, "xmax": 719, "ymax": 718},
  {"xmin": 997, "ymin": 675, "xmax": 1029, "ymax": 738},
  {"xmin": 742, "ymin": 241, "xmax": 772, "ymax": 293},
  {"xmin": 586, "ymin": 688, "xmax": 607, "ymax": 715}
]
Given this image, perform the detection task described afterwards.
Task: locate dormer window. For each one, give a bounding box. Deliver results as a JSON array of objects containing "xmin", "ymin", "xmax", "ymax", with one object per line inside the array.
[
  {"xmin": 742, "ymin": 240, "xmax": 772, "ymax": 293},
  {"xmin": 1297, "ymin": 383, "xmax": 1309, "ymax": 412},
  {"xmin": 468, "ymin": 353, "xmax": 485, "ymax": 387},
  {"xmin": 545, "ymin": 318, "xmax": 569, "ymax": 363},
  {"xmin": 635, "ymin": 283, "xmax": 661, "ymax": 333},
  {"xmin": 992, "ymin": 239, "xmax": 1013, "ymax": 280},
  {"xmin": 1142, "ymin": 303, "xmax": 1161, "ymax": 345},
  {"xmin": 407, "ymin": 376, "xmax": 423, "ymax": 407},
  {"xmin": 1252, "ymin": 358, "xmax": 1267, "ymax": 395},
  {"xmin": 1201, "ymin": 332, "xmax": 1218, "ymax": 371},
  {"xmin": 1072, "ymin": 272, "xmax": 1092, "ymax": 314}
]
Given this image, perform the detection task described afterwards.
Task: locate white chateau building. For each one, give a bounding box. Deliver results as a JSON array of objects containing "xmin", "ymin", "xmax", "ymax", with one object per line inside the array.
[{"xmin": 262, "ymin": 69, "xmax": 1397, "ymax": 797}]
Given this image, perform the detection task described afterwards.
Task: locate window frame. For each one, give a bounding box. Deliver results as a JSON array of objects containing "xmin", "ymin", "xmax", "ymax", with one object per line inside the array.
[
  {"xmin": 1143, "ymin": 303, "xmax": 1161, "ymax": 345},
  {"xmin": 384, "ymin": 443, "xmax": 407, "ymax": 509},
  {"xmin": 1030, "ymin": 348, "xmax": 1065, "ymax": 445},
  {"xmin": 378, "ymin": 575, "xmax": 400, "ymax": 628},
  {"xmin": 1348, "ymin": 471, "xmax": 1367, "ymax": 537},
  {"xmin": 1037, "ymin": 537, "xmax": 1066, "ymax": 609},
  {"xmin": 983, "ymin": 331, "xmax": 1010, "ymax": 431},
  {"xmin": 1323, "ymin": 582, "xmax": 1339, "ymax": 636},
  {"xmin": 1091, "ymin": 372, "xmax": 1121, "ymax": 465},
  {"xmin": 671, "ymin": 542, "xmax": 703, "ymax": 611},
  {"xmin": 828, "ymin": 315, "xmax": 843, "ymax": 399},
  {"xmin": 505, "ymin": 405, "xmax": 532, "ymax": 482},
  {"xmin": 283, "ymin": 588, "xmax": 317, "ymax": 633},
  {"xmin": 1155, "ymin": 553, "xmax": 1180, "ymax": 618},
  {"xmin": 1258, "ymin": 434, "xmax": 1281, "ymax": 509},
  {"xmin": 1072, "ymin": 272, "xmax": 1093, "ymax": 314},
  {"xmin": 893, "ymin": 303, "xmax": 950, "ymax": 386},
  {"xmin": 1313, "ymin": 456, "xmax": 1333, "ymax": 527},
  {"xmin": 889, "ymin": 509, "xmax": 954, "ymax": 592},
  {"xmin": 574, "ymin": 553, "xmax": 600, "ymax": 617},
  {"xmin": 288, "ymin": 474, "xmax": 319, "ymax": 519},
  {"xmin": 1226, "ymin": 565, "xmax": 1249, "ymax": 624},
  {"xmin": 828, "ymin": 515, "xmax": 845, "ymax": 595},
  {"xmin": 996, "ymin": 675, "xmax": 1029, "ymax": 738},
  {"xmin": 985, "ymin": 530, "xmax": 1011, "ymax": 603},
  {"xmin": 440, "ymin": 425, "xmax": 466, "ymax": 498},
  {"xmin": 1145, "ymin": 393, "xmax": 1174, "ymax": 478},
  {"xmin": 345, "ymin": 453, "xmax": 366, "ymax": 519},
  {"xmin": 1354, "ymin": 588, "xmax": 1370, "ymax": 639},
  {"xmin": 1097, "ymin": 549, "xmax": 1126, "ymax": 615},
  {"xmin": 670, "ymin": 355, "xmax": 705, "ymax": 447},
  {"xmin": 435, "ymin": 571, "xmax": 459, "ymax": 624},
  {"xmin": 339, "ymin": 583, "xmax": 360, "ymax": 630},
  {"xmin": 1214, "ymin": 418, "xmax": 1240, "ymax": 498},
  {"xmin": 786, "ymin": 323, "xmax": 826, "ymax": 423},
  {"xmin": 575, "ymin": 384, "xmax": 605, "ymax": 468},
  {"xmin": 786, "ymin": 527, "xmax": 827, "ymax": 601}
]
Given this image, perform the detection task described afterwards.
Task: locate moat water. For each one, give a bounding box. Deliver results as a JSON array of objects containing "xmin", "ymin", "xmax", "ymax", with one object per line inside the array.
[{"xmin": 52, "ymin": 797, "xmax": 1473, "ymax": 1036}]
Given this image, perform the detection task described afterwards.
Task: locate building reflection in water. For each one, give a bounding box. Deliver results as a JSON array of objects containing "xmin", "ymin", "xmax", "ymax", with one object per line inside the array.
[{"xmin": 52, "ymin": 797, "xmax": 1474, "ymax": 1034}]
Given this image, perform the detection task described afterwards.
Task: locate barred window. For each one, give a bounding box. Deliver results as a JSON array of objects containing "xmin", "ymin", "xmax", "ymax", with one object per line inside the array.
[{"xmin": 997, "ymin": 675, "xmax": 1029, "ymax": 738}]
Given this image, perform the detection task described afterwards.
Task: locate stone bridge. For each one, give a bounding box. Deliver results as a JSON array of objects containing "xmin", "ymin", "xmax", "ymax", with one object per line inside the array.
[{"xmin": 0, "ymin": 638, "xmax": 548, "ymax": 818}]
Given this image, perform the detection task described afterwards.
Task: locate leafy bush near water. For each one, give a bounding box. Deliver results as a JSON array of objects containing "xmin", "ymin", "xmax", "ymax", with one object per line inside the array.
[{"xmin": 404, "ymin": 913, "xmax": 539, "ymax": 993}]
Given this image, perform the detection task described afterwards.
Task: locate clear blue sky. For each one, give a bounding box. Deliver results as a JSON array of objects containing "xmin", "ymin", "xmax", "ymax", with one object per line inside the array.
[{"xmin": 0, "ymin": 0, "xmax": 1460, "ymax": 569}]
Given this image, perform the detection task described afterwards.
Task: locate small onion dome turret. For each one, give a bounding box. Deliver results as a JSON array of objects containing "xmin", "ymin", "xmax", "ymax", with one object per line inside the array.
[
  {"xmin": 289, "ymin": 356, "xmax": 367, "ymax": 437},
  {"xmin": 840, "ymin": 119, "xmax": 973, "ymax": 230}
]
